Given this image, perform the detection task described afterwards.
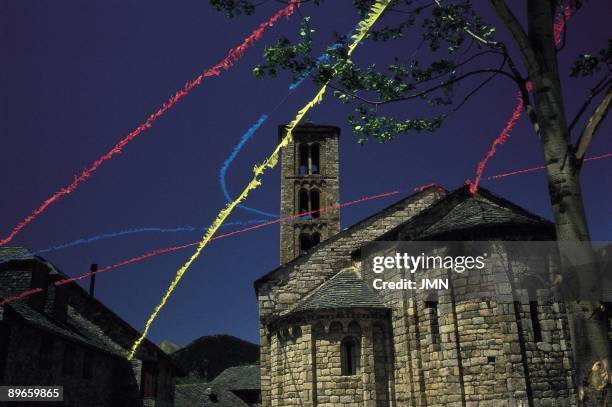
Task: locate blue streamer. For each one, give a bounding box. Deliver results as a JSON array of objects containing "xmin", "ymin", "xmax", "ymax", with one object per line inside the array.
[
  {"xmin": 219, "ymin": 115, "xmax": 279, "ymax": 218},
  {"xmin": 1, "ymin": 220, "xmax": 271, "ymax": 262},
  {"xmin": 220, "ymin": 31, "xmax": 352, "ymax": 217}
]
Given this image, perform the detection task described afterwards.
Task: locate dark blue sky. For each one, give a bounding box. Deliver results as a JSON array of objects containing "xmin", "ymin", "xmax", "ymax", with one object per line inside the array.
[{"xmin": 1, "ymin": 1, "xmax": 610, "ymax": 346}]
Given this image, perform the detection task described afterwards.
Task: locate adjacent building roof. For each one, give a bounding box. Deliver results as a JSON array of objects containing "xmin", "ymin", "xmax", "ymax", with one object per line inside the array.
[
  {"xmin": 212, "ymin": 365, "xmax": 260, "ymax": 392},
  {"xmin": 289, "ymin": 268, "xmax": 385, "ymax": 314},
  {"xmin": 0, "ymin": 247, "xmax": 62, "ymax": 276},
  {"xmin": 0, "ymin": 285, "xmax": 124, "ymax": 357},
  {"xmin": 0, "ymin": 251, "xmax": 174, "ymax": 364},
  {"xmin": 0, "ymin": 247, "xmax": 31, "ymax": 262},
  {"xmin": 175, "ymin": 365, "xmax": 261, "ymax": 407}
]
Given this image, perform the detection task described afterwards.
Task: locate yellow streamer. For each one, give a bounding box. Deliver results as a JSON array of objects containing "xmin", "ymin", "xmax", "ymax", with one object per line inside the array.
[{"xmin": 128, "ymin": 0, "xmax": 391, "ymax": 360}]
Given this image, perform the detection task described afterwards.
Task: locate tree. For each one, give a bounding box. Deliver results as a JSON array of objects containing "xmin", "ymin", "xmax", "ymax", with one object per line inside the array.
[{"xmin": 211, "ymin": 0, "xmax": 611, "ymax": 403}]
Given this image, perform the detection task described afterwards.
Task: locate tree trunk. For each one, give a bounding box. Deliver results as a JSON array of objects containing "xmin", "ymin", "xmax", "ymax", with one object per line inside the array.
[{"xmin": 526, "ymin": 1, "xmax": 611, "ymax": 404}]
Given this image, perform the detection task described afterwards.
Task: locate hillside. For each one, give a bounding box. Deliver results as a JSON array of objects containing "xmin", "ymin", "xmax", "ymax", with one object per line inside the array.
[
  {"xmin": 170, "ymin": 334, "xmax": 259, "ymax": 382},
  {"xmin": 158, "ymin": 340, "xmax": 183, "ymax": 354}
]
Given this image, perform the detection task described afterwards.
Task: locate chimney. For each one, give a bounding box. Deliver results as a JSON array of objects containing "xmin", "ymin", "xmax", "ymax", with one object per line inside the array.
[{"xmin": 89, "ymin": 264, "xmax": 98, "ymax": 297}]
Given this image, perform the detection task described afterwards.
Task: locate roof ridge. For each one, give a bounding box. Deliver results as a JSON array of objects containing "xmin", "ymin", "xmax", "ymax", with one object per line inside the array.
[
  {"xmin": 282, "ymin": 268, "xmax": 357, "ymax": 316},
  {"xmin": 255, "ymin": 188, "xmax": 444, "ymax": 288}
]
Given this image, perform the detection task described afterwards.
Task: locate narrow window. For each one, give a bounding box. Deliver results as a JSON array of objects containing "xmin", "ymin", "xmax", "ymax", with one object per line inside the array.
[
  {"xmin": 310, "ymin": 143, "xmax": 320, "ymax": 174},
  {"xmin": 311, "ymin": 232, "xmax": 321, "ymax": 248},
  {"xmin": 529, "ymin": 301, "xmax": 542, "ymax": 342},
  {"xmin": 341, "ymin": 337, "xmax": 359, "ymax": 376},
  {"xmin": 298, "ymin": 143, "xmax": 309, "ymax": 176},
  {"xmin": 526, "ymin": 279, "xmax": 543, "ymax": 342},
  {"xmin": 299, "ymin": 233, "xmax": 311, "ymax": 254},
  {"xmin": 38, "ymin": 336, "xmax": 54, "ymax": 370},
  {"xmin": 310, "ymin": 189, "xmax": 320, "ymax": 219},
  {"xmin": 298, "ymin": 188, "xmax": 309, "ymax": 215},
  {"xmin": 62, "ymin": 345, "xmax": 75, "ymax": 376},
  {"xmin": 425, "ymin": 301, "xmax": 441, "ymax": 345}
]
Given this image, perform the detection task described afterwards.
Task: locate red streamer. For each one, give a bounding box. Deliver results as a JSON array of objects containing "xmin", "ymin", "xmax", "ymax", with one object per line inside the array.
[
  {"xmin": 0, "ymin": 288, "xmax": 44, "ymax": 306},
  {"xmin": 413, "ymin": 183, "xmax": 446, "ymax": 193},
  {"xmin": 3, "ymin": 146, "xmax": 610, "ymax": 306},
  {"xmin": 469, "ymin": 91, "xmax": 524, "ymax": 194},
  {"xmin": 487, "ymin": 152, "xmax": 612, "ymax": 180},
  {"xmin": 1, "ymin": 190, "xmax": 398, "ymax": 305},
  {"xmin": 0, "ymin": 0, "xmax": 300, "ymax": 247},
  {"xmin": 469, "ymin": 4, "xmax": 572, "ymax": 194},
  {"xmin": 554, "ymin": 5, "xmax": 572, "ymax": 45}
]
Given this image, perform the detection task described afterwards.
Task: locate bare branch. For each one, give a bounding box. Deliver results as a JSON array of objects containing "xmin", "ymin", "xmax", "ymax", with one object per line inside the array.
[
  {"xmin": 329, "ymin": 68, "xmax": 517, "ymax": 106},
  {"xmin": 400, "ymin": 50, "xmax": 504, "ymax": 87},
  {"xmin": 488, "ymin": 0, "xmax": 539, "ymax": 74},
  {"xmin": 450, "ymin": 69, "xmax": 501, "ymax": 113},
  {"xmin": 575, "ymin": 82, "xmax": 612, "ymax": 160},
  {"xmin": 450, "ymin": 53, "xmax": 508, "ymax": 113},
  {"xmin": 568, "ymin": 75, "xmax": 612, "ymax": 133}
]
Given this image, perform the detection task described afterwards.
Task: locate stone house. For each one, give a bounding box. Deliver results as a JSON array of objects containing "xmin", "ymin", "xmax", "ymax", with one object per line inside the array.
[
  {"xmin": 254, "ymin": 124, "xmax": 611, "ymax": 406},
  {"xmin": 0, "ymin": 248, "xmax": 176, "ymax": 407}
]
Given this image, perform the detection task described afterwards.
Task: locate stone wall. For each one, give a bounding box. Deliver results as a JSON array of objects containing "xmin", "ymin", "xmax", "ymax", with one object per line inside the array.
[
  {"xmin": 258, "ymin": 189, "xmax": 444, "ymax": 405},
  {"xmin": 265, "ymin": 314, "xmax": 393, "ymax": 407},
  {"xmin": 279, "ymin": 125, "xmax": 341, "ymax": 265},
  {"xmin": 360, "ymin": 244, "xmax": 577, "ymax": 407}
]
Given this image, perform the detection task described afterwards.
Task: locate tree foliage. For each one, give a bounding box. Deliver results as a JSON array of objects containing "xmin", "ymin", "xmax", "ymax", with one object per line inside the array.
[{"xmin": 211, "ymin": 0, "xmax": 609, "ymax": 151}]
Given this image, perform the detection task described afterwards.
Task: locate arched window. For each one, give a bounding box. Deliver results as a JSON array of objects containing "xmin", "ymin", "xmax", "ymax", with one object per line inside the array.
[
  {"xmin": 313, "ymin": 322, "xmax": 325, "ymax": 339},
  {"xmin": 299, "ymin": 233, "xmax": 311, "ymax": 255},
  {"xmin": 329, "ymin": 321, "xmax": 343, "ymax": 335},
  {"xmin": 341, "ymin": 336, "xmax": 360, "ymax": 376},
  {"xmin": 298, "ymin": 143, "xmax": 309, "ymax": 176},
  {"xmin": 298, "ymin": 188, "xmax": 309, "ymax": 215},
  {"xmin": 310, "ymin": 143, "xmax": 320, "ymax": 174},
  {"xmin": 348, "ymin": 321, "xmax": 361, "ymax": 336},
  {"xmin": 310, "ymin": 189, "xmax": 320, "ymax": 219}
]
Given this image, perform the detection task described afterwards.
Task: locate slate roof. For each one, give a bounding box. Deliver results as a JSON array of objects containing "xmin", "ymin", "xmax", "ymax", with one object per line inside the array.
[
  {"xmin": 213, "ymin": 365, "xmax": 261, "ymax": 390},
  {"xmin": 255, "ymin": 187, "xmax": 445, "ymax": 288},
  {"xmin": 0, "ymin": 251, "xmax": 172, "ymax": 363},
  {"xmin": 175, "ymin": 383, "xmax": 211, "ymax": 407},
  {"xmin": 289, "ymin": 269, "xmax": 385, "ymax": 314},
  {"xmin": 0, "ymin": 247, "xmax": 31, "ymax": 262},
  {"xmin": 175, "ymin": 365, "xmax": 261, "ymax": 407},
  {"xmin": 418, "ymin": 198, "xmax": 543, "ymax": 238},
  {"xmin": 376, "ymin": 186, "xmax": 554, "ymax": 242},
  {"xmin": 0, "ymin": 285, "xmax": 124, "ymax": 357},
  {"xmin": 0, "ymin": 247, "xmax": 62, "ymax": 276}
]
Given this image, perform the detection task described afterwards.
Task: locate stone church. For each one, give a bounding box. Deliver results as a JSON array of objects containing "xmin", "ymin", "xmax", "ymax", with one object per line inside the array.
[{"xmin": 254, "ymin": 124, "xmax": 612, "ymax": 406}]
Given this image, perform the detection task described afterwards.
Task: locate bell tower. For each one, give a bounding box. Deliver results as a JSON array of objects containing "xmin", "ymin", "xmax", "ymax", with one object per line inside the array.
[{"xmin": 279, "ymin": 124, "xmax": 341, "ymax": 264}]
